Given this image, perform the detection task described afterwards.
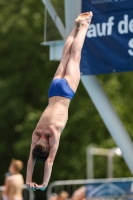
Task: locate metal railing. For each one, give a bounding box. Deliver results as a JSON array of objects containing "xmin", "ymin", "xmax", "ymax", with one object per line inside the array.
[
  {"xmin": 86, "ymin": 145, "xmax": 122, "ymax": 179},
  {"xmin": 46, "ymin": 177, "xmax": 133, "ymax": 200}
]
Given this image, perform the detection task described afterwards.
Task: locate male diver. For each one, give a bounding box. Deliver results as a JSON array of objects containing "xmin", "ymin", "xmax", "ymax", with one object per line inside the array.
[{"xmin": 26, "ymin": 12, "xmax": 93, "ymax": 191}]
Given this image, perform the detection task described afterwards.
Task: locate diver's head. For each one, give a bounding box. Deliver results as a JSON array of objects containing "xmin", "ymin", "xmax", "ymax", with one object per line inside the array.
[{"xmin": 32, "ymin": 140, "xmax": 50, "ymax": 162}]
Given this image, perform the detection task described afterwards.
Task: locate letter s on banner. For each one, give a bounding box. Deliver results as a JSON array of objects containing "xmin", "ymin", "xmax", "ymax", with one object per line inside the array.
[{"xmin": 128, "ymin": 38, "xmax": 133, "ymax": 56}]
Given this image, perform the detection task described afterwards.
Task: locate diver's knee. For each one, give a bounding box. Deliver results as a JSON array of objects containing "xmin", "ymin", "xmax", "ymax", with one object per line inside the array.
[{"xmin": 70, "ymin": 52, "xmax": 81, "ymax": 63}]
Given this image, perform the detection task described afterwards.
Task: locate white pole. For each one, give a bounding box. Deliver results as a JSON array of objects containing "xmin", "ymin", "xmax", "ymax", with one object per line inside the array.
[
  {"xmin": 86, "ymin": 145, "xmax": 94, "ymax": 179},
  {"xmin": 81, "ymin": 75, "xmax": 133, "ymax": 174},
  {"xmin": 64, "ymin": 0, "xmax": 81, "ymax": 38}
]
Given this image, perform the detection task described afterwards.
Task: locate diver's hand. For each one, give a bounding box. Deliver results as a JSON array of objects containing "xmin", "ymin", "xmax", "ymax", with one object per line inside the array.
[
  {"xmin": 35, "ymin": 184, "xmax": 47, "ymax": 191},
  {"xmin": 26, "ymin": 182, "xmax": 37, "ymax": 191}
]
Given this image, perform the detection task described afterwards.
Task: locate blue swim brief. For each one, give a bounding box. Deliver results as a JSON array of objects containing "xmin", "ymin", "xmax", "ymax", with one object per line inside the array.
[{"xmin": 48, "ymin": 78, "xmax": 75, "ymax": 100}]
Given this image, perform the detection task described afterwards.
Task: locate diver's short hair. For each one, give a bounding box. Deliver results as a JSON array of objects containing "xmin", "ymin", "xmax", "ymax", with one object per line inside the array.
[{"xmin": 32, "ymin": 142, "xmax": 49, "ymax": 162}]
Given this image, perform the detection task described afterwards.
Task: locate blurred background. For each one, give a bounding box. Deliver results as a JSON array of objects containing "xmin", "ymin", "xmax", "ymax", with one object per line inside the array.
[{"xmin": 0, "ymin": 0, "xmax": 133, "ymax": 199}]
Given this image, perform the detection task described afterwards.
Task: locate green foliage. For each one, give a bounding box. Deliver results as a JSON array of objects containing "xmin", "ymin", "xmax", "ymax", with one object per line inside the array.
[{"xmin": 0, "ymin": 0, "xmax": 133, "ymax": 199}]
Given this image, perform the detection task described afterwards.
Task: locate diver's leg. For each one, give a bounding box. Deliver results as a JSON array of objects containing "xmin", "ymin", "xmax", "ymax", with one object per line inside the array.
[
  {"xmin": 53, "ymin": 24, "xmax": 78, "ymax": 79},
  {"xmin": 64, "ymin": 12, "xmax": 93, "ymax": 92}
]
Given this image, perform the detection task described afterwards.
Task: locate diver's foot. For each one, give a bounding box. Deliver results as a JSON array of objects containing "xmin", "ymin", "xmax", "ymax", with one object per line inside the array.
[{"xmin": 75, "ymin": 12, "xmax": 93, "ymax": 28}]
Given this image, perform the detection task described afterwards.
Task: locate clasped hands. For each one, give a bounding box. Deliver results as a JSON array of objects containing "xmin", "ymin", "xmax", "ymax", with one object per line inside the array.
[{"xmin": 26, "ymin": 182, "xmax": 46, "ymax": 191}]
